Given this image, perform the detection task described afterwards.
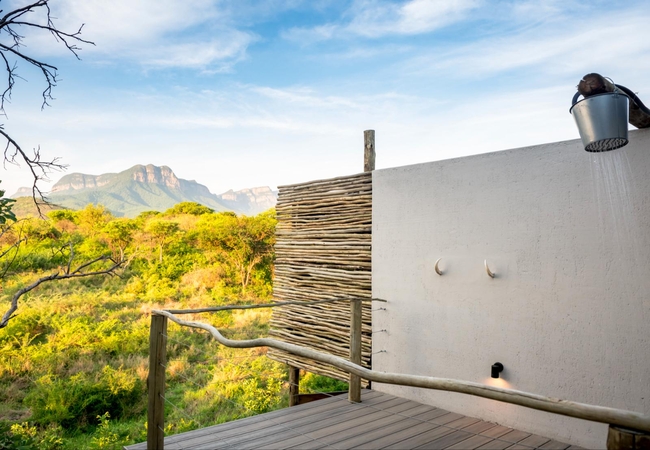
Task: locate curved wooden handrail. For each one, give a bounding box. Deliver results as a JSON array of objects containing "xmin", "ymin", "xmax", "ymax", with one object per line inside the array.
[{"xmin": 153, "ymin": 309, "xmax": 650, "ymax": 433}]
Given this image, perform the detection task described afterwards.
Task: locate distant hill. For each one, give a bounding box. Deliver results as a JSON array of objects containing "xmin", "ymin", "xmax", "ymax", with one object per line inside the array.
[
  {"xmin": 10, "ymin": 164, "xmax": 277, "ymax": 218},
  {"xmin": 7, "ymin": 196, "xmax": 65, "ymax": 218},
  {"xmin": 216, "ymin": 187, "xmax": 278, "ymax": 216}
]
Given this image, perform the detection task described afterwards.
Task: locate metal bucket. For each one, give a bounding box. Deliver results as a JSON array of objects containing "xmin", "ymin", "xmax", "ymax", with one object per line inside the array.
[{"xmin": 570, "ymin": 92, "xmax": 629, "ymax": 152}]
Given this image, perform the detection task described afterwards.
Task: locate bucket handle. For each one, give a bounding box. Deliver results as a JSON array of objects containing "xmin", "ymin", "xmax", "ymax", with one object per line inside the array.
[
  {"xmin": 571, "ymin": 81, "xmax": 650, "ymax": 116},
  {"xmin": 571, "ymin": 76, "xmax": 619, "ymax": 111},
  {"xmin": 571, "ymin": 92, "xmax": 581, "ymax": 108}
]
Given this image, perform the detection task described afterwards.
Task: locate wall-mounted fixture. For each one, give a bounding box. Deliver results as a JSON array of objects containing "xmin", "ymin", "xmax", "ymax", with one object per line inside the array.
[
  {"xmin": 491, "ymin": 362, "xmax": 504, "ymax": 379},
  {"xmin": 484, "ymin": 260, "xmax": 495, "ymax": 278},
  {"xmin": 434, "ymin": 258, "xmax": 443, "ymax": 276},
  {"xmin": 570, "ymin": 73, "xmax": 650, "ymax": 152}
]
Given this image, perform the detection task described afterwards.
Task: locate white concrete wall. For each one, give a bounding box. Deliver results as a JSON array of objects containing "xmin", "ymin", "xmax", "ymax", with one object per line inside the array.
[{"xmin": 371, "ymin": 129, "xmax": 650, "ymax": 448}]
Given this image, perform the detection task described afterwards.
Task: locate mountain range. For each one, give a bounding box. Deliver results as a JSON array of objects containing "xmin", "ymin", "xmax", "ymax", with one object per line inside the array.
[{"xmin": 11, "ymin": 164, "xmax": 277, "ymax": 218}]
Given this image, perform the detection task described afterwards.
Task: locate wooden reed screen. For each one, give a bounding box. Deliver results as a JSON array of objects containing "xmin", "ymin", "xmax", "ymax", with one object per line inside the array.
[{"xmin": 267, "ymin": 172, "xmax": 372, "ymax": 384}]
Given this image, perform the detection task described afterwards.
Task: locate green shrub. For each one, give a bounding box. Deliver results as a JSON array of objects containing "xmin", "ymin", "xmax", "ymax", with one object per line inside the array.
[
  {"xmin": 24, "ymin": 366, "xmax": 143, "ymax": 431},
  {"xmin": 299, "ymin": 372, "xmax": 349, "ymax": 394}
]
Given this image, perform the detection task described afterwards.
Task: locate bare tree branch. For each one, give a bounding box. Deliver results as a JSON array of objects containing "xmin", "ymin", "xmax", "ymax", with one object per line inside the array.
[
  {"xmin": 1, "ymin": 125, "xmax": 67, "ymax": 216},
  {"xmin": 0, "ymin": 253, "xmax": 122, "ymax": 328},
  {"xmin": 0, "ymin": 0, "xmax": 94, "ymax": 207}
]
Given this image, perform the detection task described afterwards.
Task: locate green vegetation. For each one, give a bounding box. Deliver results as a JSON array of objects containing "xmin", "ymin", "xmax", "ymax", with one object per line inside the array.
[
  {"xmin": 0, "ymin": 182, "xmax": 15, "ymax": 224},
  {"xmin": 0, "ymin": 201, "xmax": 340, "ymax": 449}
]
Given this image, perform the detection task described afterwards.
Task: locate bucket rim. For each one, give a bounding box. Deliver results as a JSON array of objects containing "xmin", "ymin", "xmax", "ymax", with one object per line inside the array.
[{"xmin": 570, "ymin": 91, "xmax": 628, "ymax": 114}]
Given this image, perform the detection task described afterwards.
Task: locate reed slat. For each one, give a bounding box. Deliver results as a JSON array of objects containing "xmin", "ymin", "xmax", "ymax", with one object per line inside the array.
[{"xmin": 269, "ymin": 172, "xmax": 372, "ymax": 384}]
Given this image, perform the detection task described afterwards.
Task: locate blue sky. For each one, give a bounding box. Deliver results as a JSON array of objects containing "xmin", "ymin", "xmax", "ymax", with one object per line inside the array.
[{"xmin": 2, "ymin": 0, "xmax": 649, "ymax": 196}]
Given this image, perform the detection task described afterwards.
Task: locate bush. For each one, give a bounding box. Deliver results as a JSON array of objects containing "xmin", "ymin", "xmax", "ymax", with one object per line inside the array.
[
  {"xmin": 0, "ymin": 420, "xmax": 64, "ymax": 450},
  {"xmin": 24, "ymin": 366, "xmax": 144, "ymax": 431},
  {"xmin": 299, "ymin": 372, "xmax": 349, "ymax": 394},
  {"xmin": 0, "ymin": 420, "xmax": 38, "ymax": 450}
]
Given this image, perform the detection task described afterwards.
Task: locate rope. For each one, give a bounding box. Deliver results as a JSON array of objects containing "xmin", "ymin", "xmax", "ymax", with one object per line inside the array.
[{"xmin": 165, "ymin": 297, "xmax": 387, "ymax": 315}]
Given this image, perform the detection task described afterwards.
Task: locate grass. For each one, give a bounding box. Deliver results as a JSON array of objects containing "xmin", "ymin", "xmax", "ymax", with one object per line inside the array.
[{"xmin": 0, "ymin": 277, "xmax": 344, "ymax": 449}]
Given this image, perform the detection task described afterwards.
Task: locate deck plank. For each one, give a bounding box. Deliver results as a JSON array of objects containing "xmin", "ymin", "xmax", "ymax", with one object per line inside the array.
[
  {"xmin": 225, "ymin": 402, "xmax": 403, "ymax": 449},
  {"xmin": 236, "ymin": 397, "xmax": 418, "ymax": 450},
  {"xmin": 464, "ymin": 421, "xmax": 501, "ymax": 435},
  {"xmin": 416, "ymin": 429, "xmax": 474, "ymax": 449},
  {"xmin": 181, "ymin": 391, "xmax": 395, "ymax": 448},
  {"xmin": 508, "ymin": 434, "xmax": 552, "ymax": 449},
  {"xmin": 477, "ymin": 429, "xmax": 533, "ymax": 450},
  {"xmin": 481, "ymin": 425, "xmax": 515, "ymax": 438},
  {"xmin": 538, "ymin": 439, "xmax": 571, "ymax": 450},
  {"xmin": 446, "ymin": 434, "xmax": 496, "ymax": 449},
  {"xmin": 352, "ymin": 420, "xmax": 441, "ymax": 449},
  {"xmin": 124, "ymin": 390, "xmax": 576, "ymax": 450},
  {"xmin": 328, "ymin": 401, "xmax": 444, "ymax": 449}
]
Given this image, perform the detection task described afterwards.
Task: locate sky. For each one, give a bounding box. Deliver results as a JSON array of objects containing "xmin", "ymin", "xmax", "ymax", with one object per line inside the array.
[{"xmin": 1, "ymin": 0, "xmax": 649, "ymax": 197}]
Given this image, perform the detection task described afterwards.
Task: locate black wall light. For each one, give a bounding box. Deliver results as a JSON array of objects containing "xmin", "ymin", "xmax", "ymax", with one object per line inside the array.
[{"xmin": 491, "ymin": 362, "xmax": 504, "ymax": 379}]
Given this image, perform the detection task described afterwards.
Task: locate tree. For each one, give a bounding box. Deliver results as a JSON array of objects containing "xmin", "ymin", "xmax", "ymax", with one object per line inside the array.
[
  {"xmin": 0, "ymin": 2, "xmax": 113, "ymax": 329},
  {"xmin": 75, "ymin": 204, "xmax": 112, "ymax": 238},
  {"xmin": 195, "ymin": 211, "xmax": 276, "ymax": 293},
  {"xmin": 0, "ymin": 0, "xmax": 94, "ymax": 205},
  {"xmin": 102, "ymin": 219, "xmax": 137, "ymax": 262},
  {"xmin": 0, "ymin": 180, "xmax": 15, "ymax": 224},
  {"xmin": 145, "ymin": 219, "xmax": 180, "ymax": 263},
  {"xmin": 164, "ymin": 202, "xmax": 214, "ymax": 216}
]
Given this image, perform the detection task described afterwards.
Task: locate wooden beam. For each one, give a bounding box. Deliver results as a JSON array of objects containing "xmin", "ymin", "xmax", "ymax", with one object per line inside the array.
[
  {"xmin": 289, "ymin": 366, "xmax": 300, "ymax": 407},
  {"xmin": 148, "ymin": 314, "xmax": 167, "ymax": 450},
  {"xmin": 607, "ymin": 425, "xmax": 650, "ymax": 449},
  {"xmin": 156, "ymin": 309, "xmax": 650, "ymax": 433},
  {"xmin": 364, "ymin": 130, "xmax": 375, "ymax": 172},
  {"xmin": 349, "ymin": 299, "xmax": 362, "ymax": 403}
]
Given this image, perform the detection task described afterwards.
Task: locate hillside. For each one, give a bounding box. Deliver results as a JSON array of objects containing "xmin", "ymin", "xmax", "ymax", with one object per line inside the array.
[
  {"xmin": 5, "ymin": 196, "xmax": 65, "ymax": 218},
  {"xmin": 217, "ymin": 186, "xmax": 278, "ymax": 216},
  {"xmin": 10, "ymin": 164, "xmax": 277, "ymax": 217}
]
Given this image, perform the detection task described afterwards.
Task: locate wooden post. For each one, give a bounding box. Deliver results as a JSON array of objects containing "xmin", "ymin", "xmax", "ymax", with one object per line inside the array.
[
  {"xmin": 148, "ymin": 314, "xmax": 167, "ymax": 450},
  {"xmin": 364, "ymin": 130, "xmax": 375, "ymax": 172},
  {"xmin": 607, "ymin": 425, "xmax": 650, "ymax": 449},
  {"xmin": 349, "ymin": 299, "xmax": 362, "ymax": 403},
  {"xmin": 289, "ymin": 366, "xmax": 300, "ymax": 407}
]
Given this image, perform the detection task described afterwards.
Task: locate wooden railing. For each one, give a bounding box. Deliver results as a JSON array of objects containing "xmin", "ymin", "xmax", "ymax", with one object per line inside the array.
[{"xmin": 147, "ymin": 300, "xmax": 650, "ymax": 450}]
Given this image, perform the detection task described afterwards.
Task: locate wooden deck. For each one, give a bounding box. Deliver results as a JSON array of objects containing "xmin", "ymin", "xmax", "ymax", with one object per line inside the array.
[{"xmin": 125, "ymin": 390, "xmax": 580, "ymax": 449}]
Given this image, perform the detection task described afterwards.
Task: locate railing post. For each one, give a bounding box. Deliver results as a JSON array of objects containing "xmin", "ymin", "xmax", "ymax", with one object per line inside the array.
[
  {"xmin": 349, "ymin": 298, "xmax": 362, "ymax": 403},
  {"xmin": 607, "ymin": 425, "xmax": 650, "ymax": 449},
  {"xmin": 148, "ymin": 313, "xmax": 167, "ymax": 450},
  {"xmin": 289, "ymin": 366, "xmax": 300, "ymax": 406},
  {"xmin": 364, "ymin": 130, "xmax": 375, "ymax": 172}
]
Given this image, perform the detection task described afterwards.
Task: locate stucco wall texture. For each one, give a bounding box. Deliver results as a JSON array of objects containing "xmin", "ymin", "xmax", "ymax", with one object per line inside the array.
[{"xmin": 371, "ymin": 129, "xmax": 650, "ymax": 448}]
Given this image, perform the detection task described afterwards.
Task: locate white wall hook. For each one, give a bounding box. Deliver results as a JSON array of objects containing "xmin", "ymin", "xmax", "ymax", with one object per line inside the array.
[
  {"xmin": 485, "ymin": 260, "xmax": 495, "ymax": 278},
  {"xmin": 434, "ymin": 258, "xmax": 443, "ymax": 276}
]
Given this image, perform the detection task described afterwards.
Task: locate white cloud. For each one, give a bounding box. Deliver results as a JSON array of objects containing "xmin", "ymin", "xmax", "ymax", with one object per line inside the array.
[
  {"xmin": 283, "ymin": 0, "xmax": 479, "ymax": 43},
  {"xmin": 11, "ymin": 0, "xmax": 256, "ymax": 70},
  {"xmin": 403, "ymin": 6, "xmax": 650, "ymax": 82},
  {"xmin": 53, "ymin": 0, "xmax": 220, "ymax": 48},
  {"xmin": 142, "ymin": 33, "xmax": 255, "ymax": 71},
  {"xmin": 357, "ymin": 0, "xmax": 480, "ymax": 36},
  {"xmin": 251, "ymin": 86, "xmax": 363, "ymax": 109}
]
